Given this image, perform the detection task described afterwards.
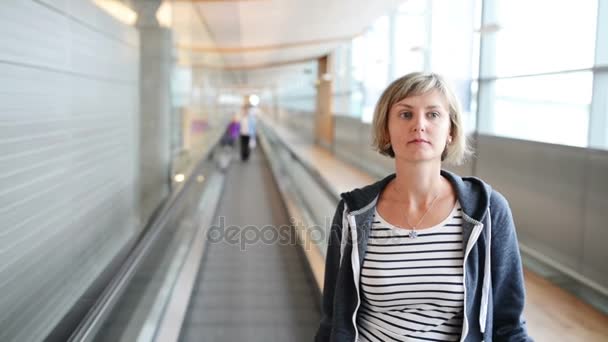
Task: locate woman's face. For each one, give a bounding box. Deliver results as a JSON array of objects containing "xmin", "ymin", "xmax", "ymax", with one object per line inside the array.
[{"xmin": 387, "ymin": 90, "xmax": 452, "ymax": 164}]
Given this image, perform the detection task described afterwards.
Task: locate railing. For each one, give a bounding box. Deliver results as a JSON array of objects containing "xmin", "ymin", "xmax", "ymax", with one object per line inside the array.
[
  {"xmin": 68, "ymin": 133, "xmax": 224, "ymax": 342},
  {"xmin": 67, "ymin": 118, "xmax": 345, "ymax": 341},
  {"xmin": 257, "ymin": 119, "xmax": 340, "ymax": 293}
]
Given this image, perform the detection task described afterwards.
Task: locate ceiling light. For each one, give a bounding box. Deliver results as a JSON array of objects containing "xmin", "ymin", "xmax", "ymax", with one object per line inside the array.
[
  {"xmin": 248, "ymin": 94, "xmax": 260, "ymax": 106},
  {"xmin": 156, "ymin": 2, "xmax": 172, "ymax": 28},
  {"xmin": 93, "ymin": 0, "xmax": 137, "ymax": 26}
]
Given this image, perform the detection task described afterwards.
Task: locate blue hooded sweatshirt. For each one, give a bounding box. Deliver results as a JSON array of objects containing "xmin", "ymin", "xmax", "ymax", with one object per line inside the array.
[{"xmin": 315, "ymin": 170, "xmax": 533, "ymax": 342}]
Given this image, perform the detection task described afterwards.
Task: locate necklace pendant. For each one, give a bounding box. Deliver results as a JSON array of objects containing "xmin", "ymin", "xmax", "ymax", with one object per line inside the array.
[{"xmin": 408, "ymin": 230, "xmax": 418, "ymax": 239}]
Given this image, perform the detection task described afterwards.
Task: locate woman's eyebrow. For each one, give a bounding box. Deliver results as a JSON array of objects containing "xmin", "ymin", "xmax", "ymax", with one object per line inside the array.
[{"xmin": 394, "ymin": 104, "xmax": 443, "ymax": 109}]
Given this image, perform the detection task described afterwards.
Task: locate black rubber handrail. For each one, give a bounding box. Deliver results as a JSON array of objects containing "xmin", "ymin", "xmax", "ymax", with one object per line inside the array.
[
  {"xmin": 259, "ymin": 121, "xmax": 341, "ymax": 204},
  {"xmin": 68, "ymin": 133, "xmax": 223, "ymax": 342}
]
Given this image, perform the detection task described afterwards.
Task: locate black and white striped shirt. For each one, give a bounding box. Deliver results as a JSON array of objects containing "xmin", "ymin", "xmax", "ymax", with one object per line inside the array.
[{"xmin": 357, "ymin": 202, "xmax": 464, "ymax": 342}]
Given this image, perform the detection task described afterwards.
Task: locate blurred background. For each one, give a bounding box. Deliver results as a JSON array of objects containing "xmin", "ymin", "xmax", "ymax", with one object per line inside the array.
[{"xmin": 1, "ymin": 0, "xmax": 607, "ymax": 341}]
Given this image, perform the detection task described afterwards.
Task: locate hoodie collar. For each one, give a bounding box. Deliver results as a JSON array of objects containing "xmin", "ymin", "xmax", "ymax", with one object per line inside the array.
[{"xmin": 340, "ymin": 170, "xmax": 492, "ymax": 223}]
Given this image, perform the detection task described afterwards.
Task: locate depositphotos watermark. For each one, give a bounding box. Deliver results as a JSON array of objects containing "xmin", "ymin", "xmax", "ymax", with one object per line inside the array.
[
  {"xmin": 206, "ymin": 216, "xmax": 332, "ymax": 251},
  {"xmin": 206, "ymin": 216, "xmax": 410, "ymax": 251}
]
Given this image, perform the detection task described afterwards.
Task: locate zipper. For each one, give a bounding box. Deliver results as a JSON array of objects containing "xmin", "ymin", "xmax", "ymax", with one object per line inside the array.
[{"xmin": 460, "ymin": 219, "xmax": 484, "ymax": 342}]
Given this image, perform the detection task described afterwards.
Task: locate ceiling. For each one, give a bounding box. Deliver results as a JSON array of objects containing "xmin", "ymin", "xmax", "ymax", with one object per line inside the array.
[{"xmin": 169, "ymin": 0, "xmax": 404, "ymax": 86}]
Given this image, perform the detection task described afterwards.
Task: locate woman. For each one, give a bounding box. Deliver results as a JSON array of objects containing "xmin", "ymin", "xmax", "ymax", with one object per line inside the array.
[{"xmin": 315, "ymin": 72, "xmax": 532, "ymax": 341}]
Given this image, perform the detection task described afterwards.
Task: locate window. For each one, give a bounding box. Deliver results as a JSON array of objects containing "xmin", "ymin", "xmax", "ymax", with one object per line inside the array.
[
  {"xmin": 393, "ymin": 0, "xmax": 428, "ymax": 76},
  {"xmin": 362, "ymin": 16, "xmax": 390, "ymax": 123},
  {"xmin": 480, "ymin": 72, "xmax": 593, "ymax": 147},
  {"xmin": 488, "ymin": 0, "xmax": 598, "ymax": 77}
]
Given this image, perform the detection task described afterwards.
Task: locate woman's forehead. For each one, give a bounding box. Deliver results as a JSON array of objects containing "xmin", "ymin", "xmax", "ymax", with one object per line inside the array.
[{"xmin": 392, "ymin": 90, "xmax": 448, "ymax": 108}]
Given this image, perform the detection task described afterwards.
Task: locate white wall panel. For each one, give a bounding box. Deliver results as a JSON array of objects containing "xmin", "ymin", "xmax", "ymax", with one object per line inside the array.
[{"xmin": 0, "ymin": 1, "xmax": 139, "ymax": 341}]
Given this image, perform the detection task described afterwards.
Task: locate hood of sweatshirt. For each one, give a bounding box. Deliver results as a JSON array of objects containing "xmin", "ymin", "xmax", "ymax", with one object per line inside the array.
[{"xmin": 340, "ymin": 169, "xmax": 492, "ymax": 224}]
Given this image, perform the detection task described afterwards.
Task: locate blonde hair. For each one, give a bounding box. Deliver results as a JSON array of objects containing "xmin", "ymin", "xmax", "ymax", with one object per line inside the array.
[{"xmin": 371, "ymin": 72, "xmax": 471, "ymax": 165}]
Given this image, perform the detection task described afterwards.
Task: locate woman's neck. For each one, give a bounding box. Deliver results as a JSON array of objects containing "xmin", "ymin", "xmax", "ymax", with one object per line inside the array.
[{"xmin": 391, "ymin": 161, "xmax": 444, "ymax": 210}]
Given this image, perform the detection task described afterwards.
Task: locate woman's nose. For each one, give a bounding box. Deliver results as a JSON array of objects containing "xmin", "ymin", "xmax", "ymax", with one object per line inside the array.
[{"xmin": 411, "ymin": 114, "xmax": 426, "ymax": 132}]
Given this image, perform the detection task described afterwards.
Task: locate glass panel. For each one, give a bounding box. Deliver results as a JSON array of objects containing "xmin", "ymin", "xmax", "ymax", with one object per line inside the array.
[
  {"xmin": 492, "ymin": 0, "xmax": 597, "ymax": 76},
  {"xmin": 361, "ymin": 16, "xmax": 390, "ymax": 123},
  {"xmin": 398, "ymin": 0, "xmax": 428, "ymax": 14},
  {"xmin": 90, "ymin": 161, "xmax": 218, "ymax": 342},
  {"xmin": 471, "ymin": 0, "xmax": 483, "ymax": 80},
  {"xmin": 277, "ymin": 62, "xmax": 317, "ymax": 113},
  {"xmin": 465, "ymin": 80, "xmax": 479, "ymax": 135},
  {"xmin": 394, "ymin": 13, "xmax": 426, "ymax": 75},
  {"xmin": 350, "ymin": 35, "xmax": 366, "ymax": 118},
  {"xmin": 332, "ymin": 43, "xmax": 354, "ymax": 116},
  {"xmin": 394, "ymin": 0, "xmax": 428, "ymax": 77},
  {"xmin": 392, "ymin": 0, "xmax": 477, "ymax": 130},
  {"xmin": 429, "ymin": 0, "xmax": 476, "ymax": 79},
  {"xmin": 482, "ymin": 72, "xmax": 593, "ymax": 147}
]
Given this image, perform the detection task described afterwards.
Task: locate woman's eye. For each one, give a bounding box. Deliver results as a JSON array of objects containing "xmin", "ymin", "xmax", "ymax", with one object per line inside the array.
[
  {"xmin": 399, "ymin": 112, "xmax": 412, "ymax": 119},
  {"xmin": 428, "ymin": 111, "xmax": 440, "ymax": 118}
]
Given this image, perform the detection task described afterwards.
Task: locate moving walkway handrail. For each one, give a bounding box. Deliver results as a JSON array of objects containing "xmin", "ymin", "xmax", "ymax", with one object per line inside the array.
[
  {"xmin": 70, "ymin": 119, "xmax": 341, "ymax": 341},
  {"xmin": 68, "ymin": 134, "xmax": 223, "ymax": 342},
  {"xmin": 259, "ymin": 119, "xmax": 341, "ymax": 204},
  {"xmin": 258, "ymin": 118, "xmax": 347, "ymax": 294}
]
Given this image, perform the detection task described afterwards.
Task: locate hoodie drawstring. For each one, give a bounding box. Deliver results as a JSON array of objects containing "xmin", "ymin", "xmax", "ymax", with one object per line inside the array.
[
  {"xmin": 339, "ymin": 204, "xmax": 348, "ymax": 265},
  {"xmin": 479, "ymin": 208, "xmax": 492, "ymax": 334}
]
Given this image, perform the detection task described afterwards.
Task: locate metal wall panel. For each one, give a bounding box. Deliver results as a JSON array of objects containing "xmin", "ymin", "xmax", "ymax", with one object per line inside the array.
[
  {"xmin": 333, "ymin": 115, "xmax": 393, "ymax": 178},
  {"xmin": 475, "ymin": 136, "xmax": 588, "ymax": 274},
  {"xmin": 0, "ymin": 1, "xmax": 139, "ymax": 341},
  {"xmin": 285, "ymin": 112, "xmax": 315, "ymax": 142},
  {"xmin": 582, "ymin": 150, "xmax": 608, "ymax": 289}
]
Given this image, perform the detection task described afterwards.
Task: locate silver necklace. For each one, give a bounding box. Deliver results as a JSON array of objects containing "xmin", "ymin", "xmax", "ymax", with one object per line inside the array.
[{"xmin": 405, "ymin": 193, "xmax": 440, "ymax": 239}]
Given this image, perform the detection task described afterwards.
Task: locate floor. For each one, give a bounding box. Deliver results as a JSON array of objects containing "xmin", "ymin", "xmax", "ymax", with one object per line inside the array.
[{"xmin": 179, "ymin": 148, "xmax": 320, "ymax": 342}]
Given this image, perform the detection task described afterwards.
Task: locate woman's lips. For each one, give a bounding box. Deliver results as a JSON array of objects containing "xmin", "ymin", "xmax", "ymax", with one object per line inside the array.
[{"xmin": 408, "ymin": 139, "xmax": 431, "ymax": 145}]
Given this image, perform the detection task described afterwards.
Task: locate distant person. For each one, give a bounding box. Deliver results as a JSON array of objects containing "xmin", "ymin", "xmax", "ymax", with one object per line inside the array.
[
  {"xmin": 217, "ymin": 115, "xmax": 240, "ymax": 171},
  {"xmin": 239, "ymin": 103, "xmax": 257, "ymax": 161},
  {"xmin": 248, "ymin": 105, "xmax": 257, "ymax": 150},
  {"xmin": 315, "ymin": 72, "xmax": 532, "ymax": 341},
  {"xmin": 222, "ymin": 115, "xmax": 240, "ymax": 148}
]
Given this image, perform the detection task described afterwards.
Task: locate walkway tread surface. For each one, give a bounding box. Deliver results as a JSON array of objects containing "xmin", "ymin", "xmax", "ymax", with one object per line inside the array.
[{"xmin": 179, "ymin": 147, "xmax": 320, "ymax": 342}]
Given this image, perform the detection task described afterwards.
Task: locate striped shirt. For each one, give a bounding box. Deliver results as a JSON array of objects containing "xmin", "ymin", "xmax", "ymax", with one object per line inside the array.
[{"xmin": 357, "ymin": 202, "xmax": 464, "ymax": 342}]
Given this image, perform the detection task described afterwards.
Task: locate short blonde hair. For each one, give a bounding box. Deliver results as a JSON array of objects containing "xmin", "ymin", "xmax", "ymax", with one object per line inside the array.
[{"xmin": 371, "ymin": 72, "xmax": 471, "ymax": 165}]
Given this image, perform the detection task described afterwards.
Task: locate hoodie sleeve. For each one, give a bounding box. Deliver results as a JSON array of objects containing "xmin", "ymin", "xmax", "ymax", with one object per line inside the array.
[
  {"xmin": 490, "ymin": 191, "xmax": 533, "ymax": 342},
  {"xmin": 314, "ymin": 199, "xmax": 345, "ymax": 342}
]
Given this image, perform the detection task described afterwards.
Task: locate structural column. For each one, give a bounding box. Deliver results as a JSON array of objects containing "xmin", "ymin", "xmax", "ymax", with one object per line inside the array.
[
  {"xmin": 133, "ymin": 0, "xmax": 172, "ymax": 223},
  {"xmin": 476, "ymin": 0, "xmax": 498, "ymax": 135},
  {"xmin": 315, "ymin": 55, "xmax": 334, "ymax": 149},
  {"xmin": 588, "ymin": 0, "xmax": 608, "ymax": 149}
]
